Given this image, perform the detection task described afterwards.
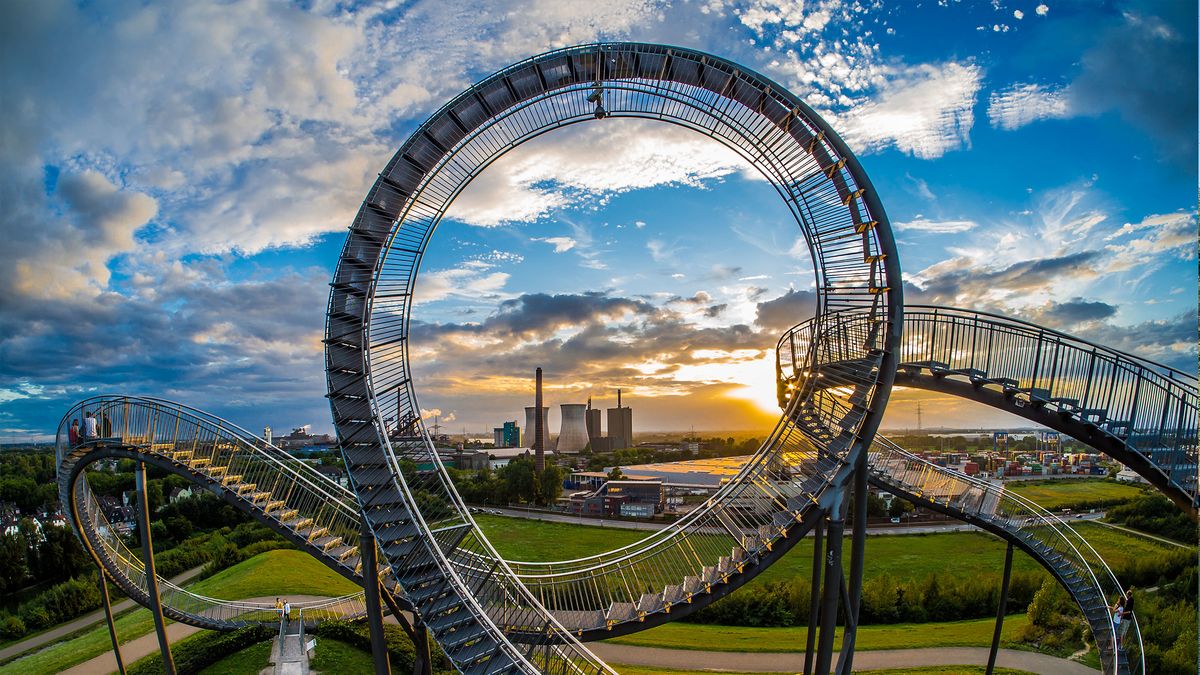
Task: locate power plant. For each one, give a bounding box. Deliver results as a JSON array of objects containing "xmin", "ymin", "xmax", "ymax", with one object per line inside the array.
[
  {"xmin": 504, "ymin": 370, "xmax": 635, "ymax": 463},
  {"xmin": 556, "ymin": 403, "xmax": 589, "ymax": 454}
]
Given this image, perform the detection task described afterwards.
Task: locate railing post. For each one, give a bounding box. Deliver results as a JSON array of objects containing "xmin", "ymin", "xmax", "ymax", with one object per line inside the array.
[
  {"xmin": 986, "ymin": 541, "xmax": 1014, "ymax": 675},
  {"xmin": 803, "ymin": 518, "xmax": 824, "ymax": 675},
  {"xmin": 361, "ymin": 526, "xmax": 393, "ymax": 675},
  {"xmin": 135, "ymin": 462, "xmax": 176, "ymax": 675},
  {"xmin": 98, "ymin": 569, "xmax": 127, "ymax": 675}
]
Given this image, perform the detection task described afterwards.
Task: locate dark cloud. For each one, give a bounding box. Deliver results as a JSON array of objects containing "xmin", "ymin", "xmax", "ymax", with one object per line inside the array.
[
  {"xmin": 1023, "ymin": 298, "xmax": 1118, "ymax": 328},
  {"xmin": 911, "ymin": 251, "xmax": 1102, "ymax": 307},
  {"xmin": 485, "ymin": 292, "xmax": 656, "ymax": 337},
  {"xmin": 1068, "ymin": 3, "xmax": 1198, "ymax": 166},
  {"xmin": 1075, "ymin": 310, "xmax": 1198, "ymax": 373},
  {"xmin": 754, "ymin": 289, "xmax": 817, "ymax": 332}
]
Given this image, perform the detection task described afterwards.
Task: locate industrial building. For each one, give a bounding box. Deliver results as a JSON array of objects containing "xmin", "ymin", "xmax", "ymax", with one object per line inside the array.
[
  {"xmin": 556, "ymin": 403, "xmax": 589, "ymax": 453},
  {"xmin": 605, "ymin": 389, "xmax": 633, "ymax": 450},
  {"xmin": 492, "ymin": 421, "xmax": 520, "ymax": 448},
  {"xmin": 524, "ymin": 405, "xmax": 550, "ymax": 453},
  {"xmin": 585, "ymin": 398, "xmax": 602, "ymax": 446},
  {"xmin": 567, "ymin": 478, "xmax": 665, "ymax": 517}
]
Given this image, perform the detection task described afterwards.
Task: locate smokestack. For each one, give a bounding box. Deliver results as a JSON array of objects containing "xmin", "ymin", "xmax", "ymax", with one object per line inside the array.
[
  {"xmin": 535, "ymin": 368, "xmax": 545, "ymax": 472},
  {"xmin": 617, "ymin": 388, "xmax": 622, "ymax": 408}
]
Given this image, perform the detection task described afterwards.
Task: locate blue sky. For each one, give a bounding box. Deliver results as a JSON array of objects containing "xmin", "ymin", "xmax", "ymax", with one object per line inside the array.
[{"xmin": 1, "ymin": 0, "xmax": 1195, "ymax": 440}]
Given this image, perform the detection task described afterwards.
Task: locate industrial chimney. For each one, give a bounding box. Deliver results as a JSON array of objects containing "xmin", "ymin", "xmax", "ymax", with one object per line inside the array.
[{"xmin": 534, "ymin": 368, "xmax": 545, "ymax": 471}]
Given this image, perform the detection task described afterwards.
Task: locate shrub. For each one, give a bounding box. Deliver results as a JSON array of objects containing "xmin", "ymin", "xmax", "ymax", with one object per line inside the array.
[
  {"xmin": 0, "ymin": 614, "xmax": 25, "ymax": 639},
  {"xmin": 127, "ymin": 625, "xmax": 272, "ymax": 675},
  {"xmin": 312, "ymin": 618, "xmax": 450, "ymax": 672}
]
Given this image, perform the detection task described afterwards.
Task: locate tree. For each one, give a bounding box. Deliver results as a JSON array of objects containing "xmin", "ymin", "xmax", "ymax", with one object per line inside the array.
[
  {"xmin": 888, "ymin": 497, "xmax": 914, "ymax": 519},
  {"xmin": 607, "ymin": 466, "xmax": 624, "ymax": 481},
  {"xmin": 0, "ymin": 534, "xmax": 27, "ymax": 594},
  {"xmin": 538, "ymin": 466, "xmax": 563, "ymax": 506}
]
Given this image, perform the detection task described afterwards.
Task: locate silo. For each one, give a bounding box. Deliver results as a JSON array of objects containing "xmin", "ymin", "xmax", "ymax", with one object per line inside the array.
[
  {"xmin": 524, "ymin": 406, "xmax": 550, "ymax": 452},
  {"xmin": 557, "ymin": 404, "xmax": 589, "ymax": 454}
]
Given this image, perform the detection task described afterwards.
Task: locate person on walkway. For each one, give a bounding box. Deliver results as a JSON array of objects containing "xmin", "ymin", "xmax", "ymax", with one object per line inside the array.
[
  {"xmin": 275, "ymin": 597, "xmax": 283, "ymax": 623},
  {"xmin": 1111, "ymin": 599, "xmax": 1123, "ymax": 646},
  {"xmin": 100, "ymin": 411, "xmax": 112, "ymax": 438},
  {"xmin": 69, "ymin": 419, "xmax": 80, "ymax": 445},
  {"xmin": 283, "ymin": 599, "xmax": 291, "ymax": 626},
  {"xmin": 1118, "ymin": 588, "xmax": 1134, "ymax": 647},
  {"xmin": 82, "ymin": 412, "xmax": 99, "ymax": 439}
]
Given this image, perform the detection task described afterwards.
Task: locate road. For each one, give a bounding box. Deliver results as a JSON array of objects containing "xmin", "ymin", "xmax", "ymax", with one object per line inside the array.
[{"xmin": 0, "ymin": 565, "xmax": 205, "ymax": 664}]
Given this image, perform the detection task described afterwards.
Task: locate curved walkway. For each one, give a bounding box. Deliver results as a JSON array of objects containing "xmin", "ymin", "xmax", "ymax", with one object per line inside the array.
[{"xmin": 590, "ymin": 643, "xmax": 1100, "ymax": 675}]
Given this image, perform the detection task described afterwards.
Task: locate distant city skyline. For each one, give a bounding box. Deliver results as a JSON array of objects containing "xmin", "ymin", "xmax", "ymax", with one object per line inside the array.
[{"xmin": 1, "ymin": 2, "xmax": 1195, "ymax": 441}]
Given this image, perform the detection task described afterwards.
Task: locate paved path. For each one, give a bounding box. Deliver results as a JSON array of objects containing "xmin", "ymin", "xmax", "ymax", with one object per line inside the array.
[
  {"xmin": 0, "ymin": 565, "xmax": 205, "ymax": 663},
  {"xmin": 590, "ymin": 643, "xmax": 1100, "ymax": 674}
]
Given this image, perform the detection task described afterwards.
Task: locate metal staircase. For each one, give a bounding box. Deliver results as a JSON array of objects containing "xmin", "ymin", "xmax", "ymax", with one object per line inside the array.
[{"xmin": 778, "ymin": 305, "xmax": 1199, "ymax": 516}]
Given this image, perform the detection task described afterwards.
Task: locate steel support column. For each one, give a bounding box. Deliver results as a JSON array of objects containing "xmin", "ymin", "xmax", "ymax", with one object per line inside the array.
[
  {"xmin": 803, "ymin": 518, "xmax": 824, "ymax": 675},
  {"xmin": 815, "ymin": 493, "xmax": 845, "ymax": 675},
  {"xmin": 135, "ymin": 462, "xmax": 175, "ymax": 675},
  {"xmin": 986, "ymin": 541, "xmax": 1014, "ymax": 675},
  {"xmin": 98, "ymin": 570, "xmax": 126, "ymax": 675},
  {"xmin": 412, "ymin": 617, "xmax": 432, "ymax": 675},
  {"xmin": 361, "ymin": 528, "xmax": 393, "ymax": 675},
  {"xmin": 837, "ymin": 452, "xmax": 869, "ymax": 675}
]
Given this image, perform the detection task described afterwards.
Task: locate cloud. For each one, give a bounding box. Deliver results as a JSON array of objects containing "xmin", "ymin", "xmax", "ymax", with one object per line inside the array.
[
  {"xmin": 534, "ymin": 237, "xmax": 578, "ymax": 253},
  {"xmin": 833, "ymin": 61, "xmax": 983, "ymax": 159},
  {"xmin": 754, "ymin": 288, "xmax": 817, "ymax": 332},
  {"xmin": 894, "ymin": 218, "xmax": 977, "ymax": 233},
  {"xmin": 1036, "ymin": 5, "xmax": 1049, "ymax": 17},
  {"xmin": 444, "ymin": 120, "xmax": 752, "ymax": 227},
  {"xmin": 1103, "ymin": 211, "xmax": 1197, "ymax": 273},
  {"xmin": 987, "ymin": 83, "xmax": 1071, "ymax": 130},
  {"xmin": 1022, "ymin": 298, "xmax": 1118, "ymax": 328},
  {"xmin": 908, "ymin": 251, "xmax": 1103, "ymax": 307}
]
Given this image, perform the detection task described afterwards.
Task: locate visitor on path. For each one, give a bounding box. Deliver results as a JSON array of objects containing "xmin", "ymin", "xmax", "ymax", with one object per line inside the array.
[
  {"xmin": 82, "ymin": 412, "xmax": 99, "ymax": 439},
  {"xmin": 69, "ymin": 419, "xmax": 80, "ymax": 445},
  {"xmin": 1111, "ymin": 601, "xmax": 1122, "ymax": 644},
  {"xmin": 283, "ymin": 600, "xmax": 291, "ymax": 624},
  {"xmin": 1119, "ymin": 588, "xmax": 1134, "ymax": 647},
  {"xmin": 100, "ymin": 411, "xmax": 112, "ymax": 437},
  {"xmin": 275, "ymin": 597, "xmax": 283, "ymax": 622}
]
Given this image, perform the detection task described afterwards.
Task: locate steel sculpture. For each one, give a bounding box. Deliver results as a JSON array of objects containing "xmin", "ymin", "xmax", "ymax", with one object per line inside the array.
[{"xmin": 47, "ymin": 42, "xmax": 1187, "ymax": 675}]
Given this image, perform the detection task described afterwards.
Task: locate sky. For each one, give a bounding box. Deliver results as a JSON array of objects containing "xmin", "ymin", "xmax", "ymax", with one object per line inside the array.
[{"xmin": 1, "ymin": 0, "xmax": 1196, "ymax": 442}]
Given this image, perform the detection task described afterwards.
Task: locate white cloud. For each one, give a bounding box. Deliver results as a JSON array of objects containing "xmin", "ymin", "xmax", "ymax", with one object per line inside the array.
[
  {"xmin": 1013, "ymin": 10, "xmax": 1025, "ymax": 20},
  {"xmin": 894, "ymin": 218, "xmax": 978, "ymax": 233},
  {"xmin": 413, "ymin": 267, "xmax": 511, "ymax": 305},
  {"xmin": 834, "ymin": 62, "xmax": 983, "ymax": 159},
  {"xmin": 1036, "ymin": 4, "xmax": 1049, "ymax": 16},
  {"xmin": 534, "ymin": 237, "xmax": 578, "ymax": 253},
  {"xmin": 1103, "ymin": 211, "xmax": 1197, "ymax": 272},
  {"xmin": 987, "ymin": 83, "xmax": 1071, "ymax": 130},
  {"xmin": 445, "ymin": 120, "xmax": 752, "ymax": 226}
]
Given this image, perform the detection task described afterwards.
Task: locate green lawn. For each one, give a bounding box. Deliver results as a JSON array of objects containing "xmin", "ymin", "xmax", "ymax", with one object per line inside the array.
[
  {"xmin": 196, "ymin": 640, "xmax": 272, "ymax": 674},
  {"xmin": 0, "ymin": 607, "xmax": 156, "ymax": 674},
  {"xmin": 0, "ymin": 550, "xmax": 356, "ymax": 675},
  {"xmin": 187, "ymin": 549, "xmax": 359, "ymax": 600},
  {"xmin": 474, "ymin": 514, "xmax": 1047, "ymax": 586},
  {"xmin": 1069, "ymin": 521, "xmax": 1192, "ymax": 567},
  {"xmin": 605, "ymin": 614, "xmax": 1029, "ymax": 652},
  {"xmin": 309, "ymin": 636, "xmax": 377, "ymax": 673},
  {"xmin": 1008, "ymin": 479, "xmax": 1145, "ymax": 510}
]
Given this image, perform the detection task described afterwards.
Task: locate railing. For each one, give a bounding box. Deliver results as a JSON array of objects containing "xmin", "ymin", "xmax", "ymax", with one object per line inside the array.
[
  {"xmin": 868, "ymin": 435, "xmax": 1143, "ymax": 674},
  {"xmin": 779, "ymin": 306, "xmax": 1199, "ymax": 508},
  {"xmin": 56, "ymin": 396, "xmax": 370, "ymax": 630}
]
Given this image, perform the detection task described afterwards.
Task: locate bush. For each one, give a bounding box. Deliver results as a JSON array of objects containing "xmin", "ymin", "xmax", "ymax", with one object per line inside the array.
[
  {"xmin": 127, "ymin": 625, "xmax": 272, "ymax": 675},
  {"xmin": 313, "ymin": 618, "xmax": 450, "ymax": 672},
  {"xmin": 0, "ymin": 614, "xmax": 25, "ymax": 639},
  {"xmin": 16, "ymin": 574, "xmax": 101, "ymax": 632}
]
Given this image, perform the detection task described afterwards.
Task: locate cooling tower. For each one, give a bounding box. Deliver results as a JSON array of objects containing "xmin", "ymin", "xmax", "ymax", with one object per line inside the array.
[
  {"xmin": 524, "ymin": 406, "xmax": 550, "ymax": 453},
  {"xmin": 557, "ymin": 404, "xmax": 589, "ymax": 454}
]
